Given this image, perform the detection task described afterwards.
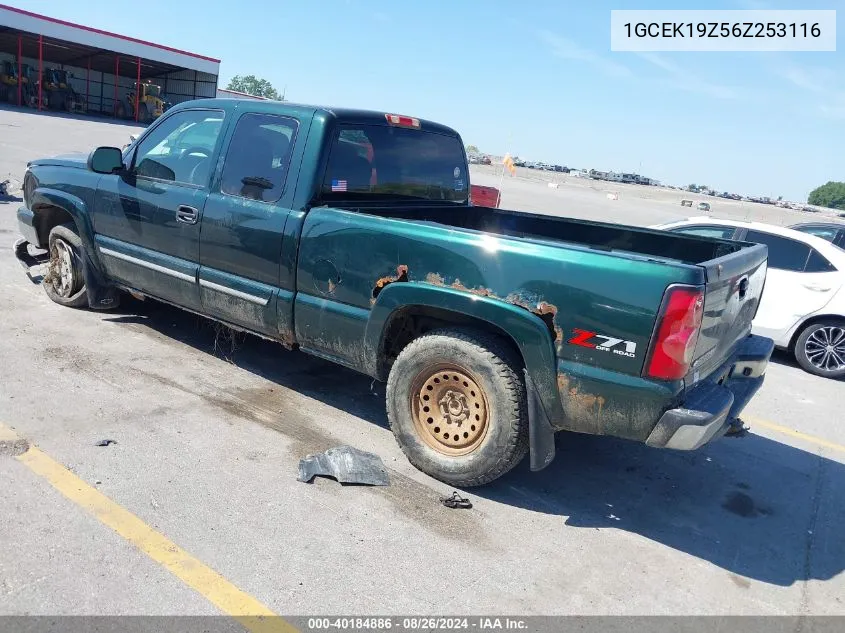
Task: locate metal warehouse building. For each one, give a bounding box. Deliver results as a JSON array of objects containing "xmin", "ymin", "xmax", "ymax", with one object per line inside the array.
[{"xmin": 0, "ymin": 3, "xmax": 220, "ymax": 122}]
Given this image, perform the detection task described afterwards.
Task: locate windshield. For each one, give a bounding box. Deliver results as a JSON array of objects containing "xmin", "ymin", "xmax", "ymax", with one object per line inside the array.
[
  {"xmin": 145, "ymin": 84, "xmax": 161, "ymax": 97},
  {"xmin": 321, "ymin": 125, "xmax": 468, "ymax": 203}
]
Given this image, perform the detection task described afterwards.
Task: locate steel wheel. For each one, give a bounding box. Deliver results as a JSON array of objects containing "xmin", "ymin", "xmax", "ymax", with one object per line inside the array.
[
  {"xmin": 409, "ymin": 362, "xmax": 489, "ymax": 456},
  {"xmin": 804, "ymin": 325, "xmax": 845, "ymax": 373},
  {"xmin": 387, "ymin": 328, "xmax": 529, "ymax": 486},
  {"xmin": 48, "ymin": 237, "xmax": 80, "ymax": 298}
]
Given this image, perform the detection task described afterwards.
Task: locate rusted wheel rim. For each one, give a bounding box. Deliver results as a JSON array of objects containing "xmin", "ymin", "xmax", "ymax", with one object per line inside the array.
[
  {"xmin": 409, "ymin": 363, "xmax": 489, "ymax": 456},
  {"xmin": 50, "ymin": 238, "xmax": 77, "ymax": 297}
]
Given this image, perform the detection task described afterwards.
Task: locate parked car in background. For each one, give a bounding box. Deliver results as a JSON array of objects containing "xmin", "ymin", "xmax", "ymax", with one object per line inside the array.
[
  {"xmin": 480, "ymin": 155, "xmax": 492, "ymax": 165},
  {"xmin": 654, "ymin": 217, "xmax": 845, "ymax": 379},
  {"xmin": 789, "ymin": 222, "xmax": 845, "ymax": 250},
  {"xmin": 697, "ymin": 202, "xmax": 711, "ymax": 212}
]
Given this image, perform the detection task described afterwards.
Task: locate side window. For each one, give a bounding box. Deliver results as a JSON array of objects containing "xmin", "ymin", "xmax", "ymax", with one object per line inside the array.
[
  {"xmin": 805, "ymin": 249, "xmax": 838, "ymax": 273},
  {"xmin": 796, "ymin": 226, "xmax": 838, "ymax": 243},
  {"xmin": 220, "ymin": 113, "xmax": 298, "ymax": 203},
  {"xmin": 744, "ymin": 230, "xmax": 811, "ymax": 272},
  {"xmin": 133, "ymin": 109, "xmax": 224, "ymax": 186},
  {"xmin": 672, "ymin": 226, "xmax": 736, "ymax": 239}
]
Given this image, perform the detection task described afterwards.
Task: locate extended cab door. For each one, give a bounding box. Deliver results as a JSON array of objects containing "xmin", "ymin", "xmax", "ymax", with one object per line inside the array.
[
  {"xmin": 91, "ymin": 108, "xmax": 226, "ymax": 311},
  {"xmin": 742, "ymin": 229, "xmax": 843, "ymax": 344},
  {"xmin": 197, "ymin": 111, "xmax": 302, "ymax": 337}
]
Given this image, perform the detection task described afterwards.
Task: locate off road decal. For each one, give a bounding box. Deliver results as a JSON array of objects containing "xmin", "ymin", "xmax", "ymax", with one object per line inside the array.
[{"xmin": 567, "ymin": 328, "xmax": 638, "ymax": 358}]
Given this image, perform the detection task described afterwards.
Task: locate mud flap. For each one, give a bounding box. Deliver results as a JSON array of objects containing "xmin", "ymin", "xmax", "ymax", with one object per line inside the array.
[
  {"xmin": 524, "ymin": 369, "xmax": 556, "ymax": 471},
  {"xmin": 82, "ymin": 249, "xmax": 120, "ymax": 310}
]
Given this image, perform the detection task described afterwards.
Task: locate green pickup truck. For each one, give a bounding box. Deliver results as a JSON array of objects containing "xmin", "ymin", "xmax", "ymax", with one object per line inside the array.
[{"xmin": 15, "ymin": 99, "xmax": 774, "ymax": 486}]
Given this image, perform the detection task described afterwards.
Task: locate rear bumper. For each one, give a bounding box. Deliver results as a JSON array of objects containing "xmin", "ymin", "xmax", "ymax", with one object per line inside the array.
[{"xmin": 646, "ymin": 334, "xmax": 774, "ymax": 450}]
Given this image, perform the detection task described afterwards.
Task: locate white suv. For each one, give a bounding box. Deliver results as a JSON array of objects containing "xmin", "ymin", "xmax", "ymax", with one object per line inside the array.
[{"xmin": 654, "ymin": 217, "xmax": 845, "ymax": 379}]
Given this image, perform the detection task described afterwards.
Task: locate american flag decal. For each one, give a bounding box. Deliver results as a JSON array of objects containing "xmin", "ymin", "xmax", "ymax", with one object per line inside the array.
[{"xmin": 331, "ymin": 179, "xmax": 348, "ymax": 192}]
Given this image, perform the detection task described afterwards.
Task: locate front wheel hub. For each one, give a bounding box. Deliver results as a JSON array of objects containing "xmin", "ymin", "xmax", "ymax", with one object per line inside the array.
[
  {"xmin": 49, "ymin": 238, "xmax": 78, "ymax": 298},
  {"xmin": 410, "ymin": 364, "xmax": 489, "ymax": 456},
  {"xmin": 805, "ymin": 326, "xmax": 845, "ymax": 372}
]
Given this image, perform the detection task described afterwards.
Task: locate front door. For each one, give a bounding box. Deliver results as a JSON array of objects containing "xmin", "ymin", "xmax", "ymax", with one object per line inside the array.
[
  {"xmin": 91, "ymin": 108, "xmax": 226, "ymax": 310},
  {"xmin": 198, "ymin": 111, "xmax": 301, "ymax": 337}
]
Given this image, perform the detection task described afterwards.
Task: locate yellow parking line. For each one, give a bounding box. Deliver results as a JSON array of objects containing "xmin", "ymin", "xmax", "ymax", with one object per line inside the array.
[
  {"xmin": 744, "ymin": 415, "xmax": 845, "ymax": 454},
  {"xmin": 2, "ymin": 425, "xmax": 297, "ymax": 633}
]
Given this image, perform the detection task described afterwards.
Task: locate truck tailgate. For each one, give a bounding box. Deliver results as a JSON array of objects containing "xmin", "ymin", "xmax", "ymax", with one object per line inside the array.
[{"xmin": 689, "ymin": 242, "xmax": 768, "ymax": 383}]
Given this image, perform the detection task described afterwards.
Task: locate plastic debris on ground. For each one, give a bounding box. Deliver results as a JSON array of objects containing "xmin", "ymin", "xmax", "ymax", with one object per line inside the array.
[
  {"xmin": 440, "ymin": 491, "xmax": 472, "ymax": 509},
  {"xmin": 297, "ymin": 445, "xmax": 390, "ymax": 486}
]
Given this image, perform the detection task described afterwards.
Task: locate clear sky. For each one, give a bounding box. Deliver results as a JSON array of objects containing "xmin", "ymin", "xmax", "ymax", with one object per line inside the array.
[{"xmin": 11, "ymin": 0, "xmax": 844, "ymax": 201}]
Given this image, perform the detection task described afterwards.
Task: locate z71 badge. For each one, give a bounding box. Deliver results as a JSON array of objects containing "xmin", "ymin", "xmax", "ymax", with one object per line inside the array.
[{"xmin": 567, "ymin": 328, "xmax": 638, "ymax": 358}]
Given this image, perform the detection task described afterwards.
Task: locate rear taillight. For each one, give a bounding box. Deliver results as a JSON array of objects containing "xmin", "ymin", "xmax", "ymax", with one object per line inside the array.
[{"xmin": 646, "ymin": 286, "xmax": 704, "ymax": 381}]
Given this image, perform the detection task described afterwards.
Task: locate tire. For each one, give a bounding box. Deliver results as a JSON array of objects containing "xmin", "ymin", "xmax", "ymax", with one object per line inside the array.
[
  {"xmin": 794, "ymin": 320, "xmax": 845, "ymax": 379},
  {"xmin": 43, "ymin": 224, "xmax": 89, "ymax": 309},
  {"xmin": 139, "ymin": 103, "xmax": 150, "ymax": 123},
  {"xmin": 386, "ymin": 327, "xmax": 529, "ymax": 487}
]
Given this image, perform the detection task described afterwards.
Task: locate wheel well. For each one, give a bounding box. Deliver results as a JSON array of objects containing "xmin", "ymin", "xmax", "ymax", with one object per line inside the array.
[
  {"xmin": 32, "ymin": 204, "xmax": 75, "ymax": 249},
  {"xmin": 376, "ymin": 305, "xmax": 526, "ymax": 380},
  {"xmin": 788, "ymin": 314, "xmax": 845, "ymax": 351}
]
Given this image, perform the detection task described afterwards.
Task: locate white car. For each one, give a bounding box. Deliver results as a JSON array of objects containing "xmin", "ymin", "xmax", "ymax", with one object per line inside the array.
[{"xmin": 653, "ymin": 216, "xmax": 845, "ymax": 379}]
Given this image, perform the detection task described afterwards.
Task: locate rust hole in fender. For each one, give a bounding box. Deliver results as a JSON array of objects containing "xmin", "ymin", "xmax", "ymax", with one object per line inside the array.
[
  {"xmin": 372, "ymin": 265, "xmax": 409, "ymax": 301},
  {"xmin": 422, "ymin": 272, "xmax": 561, "ymax": 342}
]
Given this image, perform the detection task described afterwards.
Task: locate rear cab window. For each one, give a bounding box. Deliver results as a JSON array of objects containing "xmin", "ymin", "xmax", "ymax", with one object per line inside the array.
[{"xmin": 320, "ymin": 120, "xmax": 468, "ymax": 204}]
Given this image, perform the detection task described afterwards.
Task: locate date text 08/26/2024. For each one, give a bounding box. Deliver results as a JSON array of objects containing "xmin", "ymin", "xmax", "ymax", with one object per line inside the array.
[{"xmin": 306, "ymin": 617, "xmax": 528, "ymax": 630}]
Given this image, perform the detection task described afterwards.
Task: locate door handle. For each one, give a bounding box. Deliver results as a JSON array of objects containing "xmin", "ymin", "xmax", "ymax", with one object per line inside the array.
[{"xmin": 176, "ymin": 205, "xmax": 199, "ymax": 225}]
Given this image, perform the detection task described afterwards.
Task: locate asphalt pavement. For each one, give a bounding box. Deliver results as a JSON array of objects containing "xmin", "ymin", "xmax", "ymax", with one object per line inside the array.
[{"xmin": 1, "ymin": 106, "xmax": 843, "ymax": 624}]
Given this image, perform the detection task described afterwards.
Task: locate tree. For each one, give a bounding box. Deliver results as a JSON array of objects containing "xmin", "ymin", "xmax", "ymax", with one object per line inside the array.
[
  {"xmin": 226, "ymin": 75, "xmax": 282, "ymax": 100},
  {"xmin": 808, "ymin": 181, "xmax": 845, "ymax": 209},
  {"xmin": 466, "ymin": 144, "xmax": 479, "ymax": 154}
]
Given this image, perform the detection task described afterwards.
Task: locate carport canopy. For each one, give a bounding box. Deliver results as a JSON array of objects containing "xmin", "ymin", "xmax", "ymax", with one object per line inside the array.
[{"xmin": 0, "ymin": 3, "xmax": 219, "ymax": 116}]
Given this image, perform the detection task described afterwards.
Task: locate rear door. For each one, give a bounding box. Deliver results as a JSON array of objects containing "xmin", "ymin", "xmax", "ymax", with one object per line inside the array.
[
  {"xmin": 92, "ymin": 107, "xmax": 226, "ymax": 311},
  {"xmin": 742, "ymin": 230, "xmax": 843, "ymax": 343},
  {"xmin": 197, "ymin": 111, "xmax": 301, "ymax": 337}
]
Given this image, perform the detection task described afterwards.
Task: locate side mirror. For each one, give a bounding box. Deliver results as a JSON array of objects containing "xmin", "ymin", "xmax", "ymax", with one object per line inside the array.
[{"xmin": 88, "ymin": 146, "xmax": 124, "ymax": 174}]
